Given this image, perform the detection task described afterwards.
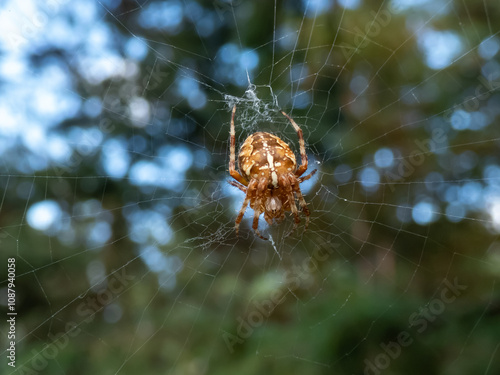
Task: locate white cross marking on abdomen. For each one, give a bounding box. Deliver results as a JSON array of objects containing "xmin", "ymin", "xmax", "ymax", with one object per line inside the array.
[{"xmin": 267, "ymin": 152, "xmax": 278, "ymax": 188}]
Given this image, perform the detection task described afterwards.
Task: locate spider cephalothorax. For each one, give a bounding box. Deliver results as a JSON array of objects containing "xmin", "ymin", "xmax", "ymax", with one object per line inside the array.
[{"xmin": 228, "ymin": 105, "xmax": 317, "ymax": 240}]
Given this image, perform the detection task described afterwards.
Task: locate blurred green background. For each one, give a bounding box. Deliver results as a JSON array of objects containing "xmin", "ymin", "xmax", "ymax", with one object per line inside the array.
[{"xmin": 1, "ymin": 0, "xmax": 500, "ymax": 374}]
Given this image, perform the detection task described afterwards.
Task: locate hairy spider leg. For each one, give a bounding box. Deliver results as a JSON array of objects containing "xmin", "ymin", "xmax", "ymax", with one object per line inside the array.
[
  {"xmin": 281, "ymin": 110, "xmax": 317, "ymax": 179},
  {"xmin": 290, "ymin": 174, "xmax": 312, "ymax": 231},
  {"xmin": 234, "ymin": 179, "xmax": 258, "ymax": 237},
  {"xmin": 277, "ymin": 174, "xmax": 301, "ymax": 237},
  {"xmin": 229, "ymin": 105, "xmax": 248, "ymax": 186},
  {"xmin": 251, "ymin": 197, "xmax": 267, "ymax": 240},
  {"xmin": 299, "ymin": 169, "xmax": 317, "ymax": 183},
  {"xmin": 228, "ymin": 179, "xmax": 247, "ymax": 193},
  {"xmin": 251, "ymin": 178, "xmax": 269, "ymax": 240}
]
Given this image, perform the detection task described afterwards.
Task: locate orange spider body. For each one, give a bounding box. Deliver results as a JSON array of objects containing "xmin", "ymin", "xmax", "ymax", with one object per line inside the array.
[
  {"xmin": 239, "ymin": 131, "xmax": 297, "ymax": 189},
  {"xmin": 239, "ymin": 132, "xmax": 297, "ymax": 219},
  {"xmin": 228, "ymin": 106, "xmax": 317, "ymax": 240}
]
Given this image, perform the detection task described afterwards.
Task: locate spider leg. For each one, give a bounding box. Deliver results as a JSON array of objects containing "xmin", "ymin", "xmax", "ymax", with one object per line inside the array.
[
  {"xmin": 299, "ymin": 168, "xmax": 317, "ymax": 183},
  {"xmin": 280, "ymin": 174, "xmax": 300, "ymax": 238},
  {"xmin": 252, "ymin": 197, "xmax": 267, "ymax": 240},
  {"xmin": 290, "ymin": 175, "xmax": 311, "ymax": 231},
  {"xmin": 281, "ymin": 110, "xmax": 309, "ymax": 178},
  {"xmin": 235, "ymin": 195, "xmax": 250, "ymax": 238},
  {"xmin": 234, "ymin": 179, "xmax": 257, "ymax": 237},
  {"xmin": 229, "ymin": 105, "xmax": 248, "ymax": 186},
  {"xmin": 286, "ymin": 197, "xmax": 300, "ymax": 238},
  {"xmin": 264, "ymin": 212, "xmax": 273, "ymax": 225},
  {"xmin": 228, "ymin": 179, "xmax": 247, "ymax": 193},
  {"xmin": 251, "ymin": 178, "xmax": 269, "ymax": 240}
]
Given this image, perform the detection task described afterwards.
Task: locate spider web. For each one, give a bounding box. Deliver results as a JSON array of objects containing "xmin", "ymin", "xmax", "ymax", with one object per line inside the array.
[{"xmin": 1, "ymin": 0, "xmax": 500, "ymax": 374}]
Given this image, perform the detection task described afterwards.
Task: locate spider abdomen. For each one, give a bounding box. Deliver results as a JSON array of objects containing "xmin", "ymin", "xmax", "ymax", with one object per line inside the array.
[{"xmin": 238, "ymin": 132, "xmax": 297, "ymax": 187}]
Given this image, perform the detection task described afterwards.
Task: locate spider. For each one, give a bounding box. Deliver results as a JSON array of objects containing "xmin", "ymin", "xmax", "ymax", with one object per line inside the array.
[{"xmin": 228, "ymin": 105, "xmax": 317, "ymax": 240}]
